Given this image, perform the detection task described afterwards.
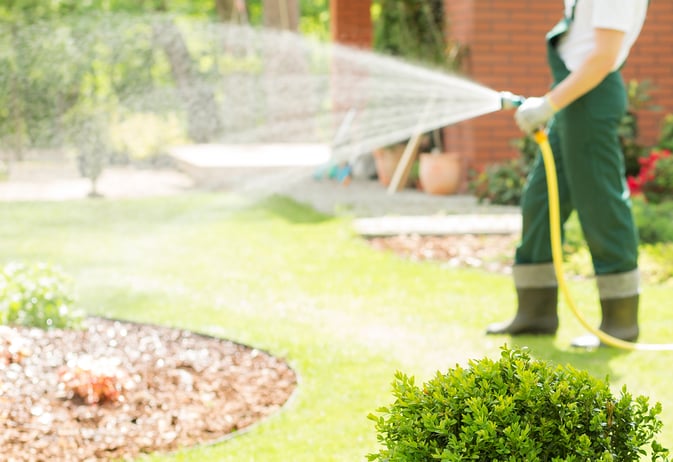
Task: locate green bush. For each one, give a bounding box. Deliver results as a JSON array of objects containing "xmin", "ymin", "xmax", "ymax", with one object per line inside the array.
[
  {"xmin": 0, "ymin": 262, "xmax": 83, "ymax": 329},
  {"xmin": 468, "ymin": 135, "xmax": 536, "ymax": 206},
  {"xmin": 656, "ymin": 114, "xmax": 673, "ymax": 153},
  {"xmin": 368, "ymin": 346, "xmax": 670, "ymax": 461},
  {"xmin": 469, "ymin": 157, "xmax": 531, "ymax": 206},
  {"xmin": 642, "ymin": 155, "xmax": 673, "ymax": 204},
  {"xmin": 620, "ymin": 79, "xmax": 657, "ymax": 178},
  {"xmin": 373, "ymin": 0, "xmax": 459, "ymax": 70},
  {"xmin": 639, "ymin": 242, "xmax": 673, "ymax": 284},
  {"xmin": 632, "ymin": 196, "xmax": 673, "ymax": 244}
]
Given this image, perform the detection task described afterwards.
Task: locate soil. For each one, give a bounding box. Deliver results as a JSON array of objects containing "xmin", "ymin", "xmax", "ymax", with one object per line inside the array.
[{"xmin": 0, "ymin": 317, "xmax": 297, "ymax": 462}]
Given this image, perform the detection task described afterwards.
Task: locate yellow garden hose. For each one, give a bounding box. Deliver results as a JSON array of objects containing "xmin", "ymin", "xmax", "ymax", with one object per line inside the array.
[{"xmin": 534, "ymin": 130, "xmax": 673, "ymax": 351}]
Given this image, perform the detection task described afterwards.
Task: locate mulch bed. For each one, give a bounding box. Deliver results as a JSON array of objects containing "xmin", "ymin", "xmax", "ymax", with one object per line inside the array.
[
  {"xmin": 0, "ymin": 234, "xmax": 515, "ymax": 462},
  {"xmin": 0, "ymin": 318, "xmax": 297, "ymax": 462},
  {"xmin": 367, "ymin": 233, "xmax": 519, "ymax": 274}
]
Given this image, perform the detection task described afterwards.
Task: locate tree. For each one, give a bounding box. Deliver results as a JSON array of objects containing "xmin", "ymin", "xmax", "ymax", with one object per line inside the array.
[
  {"xmin": 263, "ymin": 0, "xmax": 299, "ymax": 31},
  {"xmin": 373, "ymin": 0, "xmax": 455, "ymax": 69},
  {"xmin": 152, "ymin": 18, "xmax": 223, "ymax": 143},
  {"xmin": 215, "ymin": 0, "xmax": 249, "ymax": 23}
]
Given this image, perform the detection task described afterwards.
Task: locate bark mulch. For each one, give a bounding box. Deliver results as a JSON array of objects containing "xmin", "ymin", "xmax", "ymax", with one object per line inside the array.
[
  {"xmin": 0, "ymin": 317, "xmax": 297, "ymax": 462},
  {"xmin": 1, "ymin": 234, "xmax": 513, "ymax": 462},
  {"xmin": 367, "ymin": 233, "xmax": 519, "ymax": 274}
]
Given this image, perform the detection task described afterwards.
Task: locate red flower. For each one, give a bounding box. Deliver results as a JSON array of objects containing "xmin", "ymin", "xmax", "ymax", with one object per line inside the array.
[
  {"xmin": 627, "ymin": 176, "xmax": 642, "ymax": 195},
  {"xmin": 628, "ymin": 149, "xmax": 673, "ymax": 199}
]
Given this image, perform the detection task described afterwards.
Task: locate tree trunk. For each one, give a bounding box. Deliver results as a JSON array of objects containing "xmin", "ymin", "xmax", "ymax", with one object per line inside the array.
[
  {"xmin": 215, "ymin": 0, "xmax": 249, "ymax": 23},
  {"xmin": 263, "ymin": 0, "xmax": 300, "ymax": 31},
  {"xmin": 215, "ymin": 0, "xmax": 234, "ymax": 21},
  {"xmin": 152, "ymin": 20, "xmax": 222, "ymax": 143}
]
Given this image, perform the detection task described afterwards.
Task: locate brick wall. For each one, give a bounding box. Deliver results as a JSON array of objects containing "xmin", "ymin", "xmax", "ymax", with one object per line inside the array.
[
  {"xmin": 329, "ymin": 1, "xmax": 673, "ymax": 181},
  {"xmin": 621, "ymin": 1, "xmax": 673, "ymax": 149},
  {"xmin": 330, "ymin": 0, "xmax": 372, "ymax": 47},
  {"xmin": 443, "ymin": 0, "xmax": 673, "ymax": 175},
  {"xmin": 329, "ymin": 0, "xmax": 372, "ymax": 118}
]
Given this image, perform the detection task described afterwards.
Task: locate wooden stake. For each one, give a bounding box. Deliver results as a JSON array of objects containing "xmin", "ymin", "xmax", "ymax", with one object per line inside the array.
[{"xmin": 386, "ymin": 133, "xmax": 422, "ymax": 194}]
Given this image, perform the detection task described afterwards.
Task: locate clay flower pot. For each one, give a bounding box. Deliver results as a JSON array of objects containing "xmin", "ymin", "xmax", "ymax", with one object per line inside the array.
[
  {"xmin": 419, "ymin": 152, "xmax": 461, "ymax": 195},
  {"xmin": 373, "ymin": 145, "xmax": 405, "ymax": 187}
]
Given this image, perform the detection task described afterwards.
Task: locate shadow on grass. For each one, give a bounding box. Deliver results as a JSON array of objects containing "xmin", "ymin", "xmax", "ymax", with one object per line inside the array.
[
  {"xmin": 253, "ymin": 195, "xmax": 334, "ymax": 224},
  {"xmin": 508, "ymin": 336, "xmax": 632, "ymax": 382}
]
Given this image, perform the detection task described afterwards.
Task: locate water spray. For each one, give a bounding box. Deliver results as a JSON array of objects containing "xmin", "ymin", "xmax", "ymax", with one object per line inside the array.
[{"xmin": 7, "ymin": 17, "xmax": 672, "ymax": 349}]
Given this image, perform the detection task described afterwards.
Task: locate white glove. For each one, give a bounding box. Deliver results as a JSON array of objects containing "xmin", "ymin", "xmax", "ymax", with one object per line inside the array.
[{"xmin": 514, "ymin": 95, "xmax": 558, "ymax": 134}]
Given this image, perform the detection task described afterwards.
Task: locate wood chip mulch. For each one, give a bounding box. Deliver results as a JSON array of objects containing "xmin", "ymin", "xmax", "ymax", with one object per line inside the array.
[
  {"xmin": 367, "ymin": 233, "xmax": 519, "ymax": 274},
  {"xmin": 0, "ymin": 318, "xmax": 297, "ymax": 462},
  {"xmin": 0, "ymin": 234, "xmax": 514, "ymax": 461}
]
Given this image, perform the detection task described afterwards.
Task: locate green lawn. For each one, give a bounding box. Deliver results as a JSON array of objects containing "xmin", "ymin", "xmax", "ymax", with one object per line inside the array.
[{"xmin": 2, "ymin": 192, "xmax": 672, "ymax": 460}]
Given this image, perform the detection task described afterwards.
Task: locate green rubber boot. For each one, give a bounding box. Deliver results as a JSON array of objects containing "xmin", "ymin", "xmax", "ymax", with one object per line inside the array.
[
  {"xmin": 571, "ymin": 295, "xmax": 639, "ymax": 348},
  {"xmin": 486, "ymin": 287, "xmax": 559, "ymax": 335}
]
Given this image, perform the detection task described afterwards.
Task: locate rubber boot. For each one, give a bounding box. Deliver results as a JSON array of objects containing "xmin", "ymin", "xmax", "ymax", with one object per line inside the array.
[
  {"xmin": 571, "ymin": 295, "xmax": 639, "ymax": 348},
  {"xmin": 486, "ymin": 287, "xmax": 558, "ymax": 335}
]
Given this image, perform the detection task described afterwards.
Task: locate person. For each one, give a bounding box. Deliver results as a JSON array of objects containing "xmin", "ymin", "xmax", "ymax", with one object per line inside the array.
[{"xmin": 487, "ymin": 0, "xmax": 649, "ymax": 348}]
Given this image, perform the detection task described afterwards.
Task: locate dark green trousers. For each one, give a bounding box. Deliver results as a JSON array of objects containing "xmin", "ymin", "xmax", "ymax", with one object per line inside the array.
[{"xmin": 515, "ymin": 67, "xmax": 638, "ymax": 279}]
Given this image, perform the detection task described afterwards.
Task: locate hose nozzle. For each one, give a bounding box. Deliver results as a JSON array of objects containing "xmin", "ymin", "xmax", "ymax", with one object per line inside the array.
[{"xmin": 500, "ymin": 91, "xmax": 525, "ymax": 110}]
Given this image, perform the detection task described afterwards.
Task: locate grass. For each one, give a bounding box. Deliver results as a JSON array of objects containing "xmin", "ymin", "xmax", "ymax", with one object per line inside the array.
[{"xmin": 1, "ymin": 192, "xmax": 673, "ymax": 460}]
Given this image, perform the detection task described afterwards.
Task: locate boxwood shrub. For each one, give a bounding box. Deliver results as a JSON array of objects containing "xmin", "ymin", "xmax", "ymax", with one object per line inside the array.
[{"xmin": 368, "ymin": 346, "xmax": 670, "ymax": 461}]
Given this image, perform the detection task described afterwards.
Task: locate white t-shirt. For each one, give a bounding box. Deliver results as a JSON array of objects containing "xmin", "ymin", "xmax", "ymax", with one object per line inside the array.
[{"xmin": 557, "ymin": 0, "xmax": 648, "ymax": 71}]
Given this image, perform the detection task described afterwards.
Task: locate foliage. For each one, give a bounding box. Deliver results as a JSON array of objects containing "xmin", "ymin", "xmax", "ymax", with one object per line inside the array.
[
  {"xmin": 631, "ymin": 196, "xmax": 673, "ymax": 244},
  {"xmin": 0, "ymin": 15, "xmax": 156, "ymax": 152},
  {"xmin": 642, "ymin": 153, "xmax": 673, "ymax": 204},
  {"xmin": 628, "ymin": 149, "xmax": 673, "ymax": 204},
  {"xmin": 71, "ymin": 110, "xmax": 115, "ymax": 197},
  {"xmin": 0, "ymin": 262, "xmax": 82, "ymax": 330},
  {"xmin": 372, "ymin": 0, "xmax": 462, "ymax": 71},
  {"xmin": 299, "ymin": 0, "xmax": 329, "ymax": 41},
  {"xmin": 0, "ymin": 0, "xmax": 222, "ymax": 20},
  {"xmin": 468, "ymin": 134, "xmax": 536, "ymax": 206},
  {"xmin": 109, "ymin": 112, "xmax": 186, "ymax": 163},
  {"xmin": 620, "ymin": 79, "xmax": 658, "ymax": 178},
  {"xmin": 511, "ymin": 133, "xmax": 538, "ymax": 166},
  {"xmin": 469, "ymin": 157, "xmax": 531, "ymax": 205},
  {"xmin": 639, "ymin": 241, "xmax": 673, "ymax": 283},
  {"xmin": 368, "ymin": 346, "xmax": 670, "ymax": 462},
  {"xmin": 0, "ymin": 0, "xmax": 331, "ymax": 160},
  {"xmin": 655, "ymin": 114, "xmax": 673, "ymax": 152},
  {"xmin": 562, "ymin": 201, "xmax": 673, "ymax": 279}
]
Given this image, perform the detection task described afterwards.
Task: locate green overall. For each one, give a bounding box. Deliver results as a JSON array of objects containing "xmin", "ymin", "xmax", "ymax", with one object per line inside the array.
[{"xmin": 514, "ymin": 2, "xmax": 640, "ymax": 296}]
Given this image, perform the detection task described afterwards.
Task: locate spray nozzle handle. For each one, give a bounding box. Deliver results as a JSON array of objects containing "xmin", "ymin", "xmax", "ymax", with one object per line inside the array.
[{"xmin": 500, "ymin": 91, "xmax": 526, "ymax": 110}]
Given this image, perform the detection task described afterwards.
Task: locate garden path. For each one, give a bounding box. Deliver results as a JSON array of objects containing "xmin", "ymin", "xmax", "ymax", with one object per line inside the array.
[{"xmin": 0, "ymin": 157, "xmax": 521, "ymax": 236}]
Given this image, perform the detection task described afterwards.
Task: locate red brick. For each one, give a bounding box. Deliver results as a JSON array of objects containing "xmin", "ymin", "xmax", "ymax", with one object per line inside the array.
[
  {"xmin": 330, "ymin": 0, "xmax": 372, "ymax": 48},
  {"xmin": 443, "ymin": 0, "xmax": 673, "ymax": 172},
  {"xmin": 331, "ymin": 0, "xmax": 673, "ymax": 177}
]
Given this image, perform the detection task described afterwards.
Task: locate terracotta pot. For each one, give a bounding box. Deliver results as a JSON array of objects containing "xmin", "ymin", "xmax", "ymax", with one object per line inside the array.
[
  {"xmin": 373, "ymin": 145, "xmax": 405, "ymax": 187},
  {"xmin": 419, "ymin": 152, "xmax": 461, "ymax": 195}
]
